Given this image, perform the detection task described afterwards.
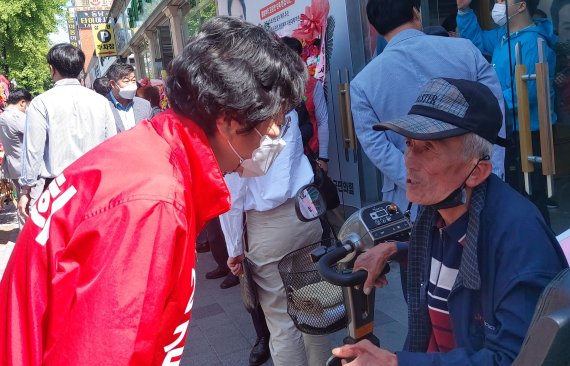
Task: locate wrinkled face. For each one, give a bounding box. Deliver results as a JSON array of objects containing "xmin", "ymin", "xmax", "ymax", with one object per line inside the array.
[{"xmin": 404, "ymin": 136, "xmax": 474, "ymax": 205}]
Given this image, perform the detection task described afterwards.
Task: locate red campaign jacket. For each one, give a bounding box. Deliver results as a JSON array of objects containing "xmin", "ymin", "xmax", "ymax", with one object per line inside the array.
[{"xmin": 0, "ymin": 110, "xmax": 230, "ymax": 365}]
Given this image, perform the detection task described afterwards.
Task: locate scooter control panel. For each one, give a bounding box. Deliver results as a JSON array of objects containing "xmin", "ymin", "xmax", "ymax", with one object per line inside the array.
[{"xmin": 360, "ymin": 202, "xmax": 412, "ymax": 243}]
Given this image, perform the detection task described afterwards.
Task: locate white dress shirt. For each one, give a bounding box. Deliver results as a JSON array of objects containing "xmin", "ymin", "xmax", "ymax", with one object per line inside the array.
[
  {"xmin": 20, "ymin": 79, "xmax": 117, "ymax": 187},
  {"xmin": 219, "ymin": 110, "xmax": 314, "ymax": 257}
]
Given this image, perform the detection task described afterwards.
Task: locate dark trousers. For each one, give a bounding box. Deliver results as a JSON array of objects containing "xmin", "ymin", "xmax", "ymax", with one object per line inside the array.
[{"xmin": 197, "ymin": 217, "xmax": 230, "ymax": 270}]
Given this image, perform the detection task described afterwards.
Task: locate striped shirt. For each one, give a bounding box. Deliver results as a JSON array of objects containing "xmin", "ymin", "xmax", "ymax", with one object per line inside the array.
[{"xmin": 427, "ymin": 212, "xmax": 468, "ymax": 352}]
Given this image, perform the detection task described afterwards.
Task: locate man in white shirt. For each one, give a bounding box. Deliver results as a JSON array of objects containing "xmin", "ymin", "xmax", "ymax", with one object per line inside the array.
[
  {"xmin": 220, "ymin": 110, "xmax": 330, "ymax": 366},
  {"xmin": 106, "ymin": 63, "xmax": 152, "ymax": 132},
  {"xmin": 18, "ymin": 43, "xmax": 117, "ymax": 219}
]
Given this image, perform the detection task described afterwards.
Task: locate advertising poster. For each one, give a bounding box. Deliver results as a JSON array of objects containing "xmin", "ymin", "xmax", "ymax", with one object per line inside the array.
[
  {"xmin": 217, "ymin": 0, "xmax": 329, "ymax": 81},
  {"xmin": 92, "ymin": 23, "xmax": 117, "ymax": 57},
  {"xmin": 217, "ymin": 0, "xmax": 311, "ymax": 35}
]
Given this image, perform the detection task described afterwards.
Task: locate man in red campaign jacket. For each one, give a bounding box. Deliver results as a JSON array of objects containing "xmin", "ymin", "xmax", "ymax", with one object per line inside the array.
[{"xmin": 0, "ymin": 16, "xmax": 308, "ymax": 366}]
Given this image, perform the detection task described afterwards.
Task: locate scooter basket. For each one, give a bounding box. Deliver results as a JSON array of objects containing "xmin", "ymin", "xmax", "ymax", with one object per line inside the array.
[{"xmin": 278, "ymin": 239, "xmax": 347, "ymax": 335}]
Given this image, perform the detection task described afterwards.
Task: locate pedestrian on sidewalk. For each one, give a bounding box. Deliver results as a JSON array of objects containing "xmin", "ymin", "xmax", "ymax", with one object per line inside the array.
[
  {"xmin": 106, "ymin": 63, "xmax": 153, "ymax": 132},
  {"xmin": 0, "ymin": 16, "xmax": 308, "ymax": 366},
  {"xmin": 17, "ymin": 43, "xmax": 117, "ymax": 219},
  {"xmin": 0, "ymin": 89, "xmax": 43, "ymax": 205}
]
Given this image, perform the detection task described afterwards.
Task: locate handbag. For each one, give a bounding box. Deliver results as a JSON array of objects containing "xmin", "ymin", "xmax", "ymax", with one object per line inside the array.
[
  {"xmin": 240, "ymin": 257, "xmax": 259, "ymax": 313},
  {"xmin": 239, "ymin": 219, "xmax": 259, "ymax": 313},
  {"xmin": 313, "ymin": 165, "xmax": 340, "ymax": 210}
]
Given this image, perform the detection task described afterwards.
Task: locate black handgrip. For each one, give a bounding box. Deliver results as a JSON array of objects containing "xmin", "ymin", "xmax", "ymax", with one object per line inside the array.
[
  {"xmin": 326, "ymin": 355, "xmax": 348, "ymax": 366},
  {"xmin": 318, "ymin": 246, "xmax": 368, "ymax": 287},
  {"xmin": 318, "ymin": 246, "xmax": 391, "ymax": 287}
]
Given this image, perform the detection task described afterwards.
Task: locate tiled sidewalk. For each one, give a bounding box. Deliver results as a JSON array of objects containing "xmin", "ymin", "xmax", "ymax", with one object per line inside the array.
[
  {"xmin": 181, "ymin": 251, "xmax": 408, "ymax": 365},
  {"xmin": 0, "ymin": 202, "xmax": 20, "ymax": 280}
]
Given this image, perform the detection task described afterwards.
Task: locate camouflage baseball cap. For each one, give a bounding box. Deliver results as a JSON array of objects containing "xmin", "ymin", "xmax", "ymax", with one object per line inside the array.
[{"xmin": 373, "ymin": 78, "xmax": 506, "ymax": 146}]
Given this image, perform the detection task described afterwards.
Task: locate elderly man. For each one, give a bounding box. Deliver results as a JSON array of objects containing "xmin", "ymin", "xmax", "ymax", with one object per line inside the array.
[{"xmin": 333, "ymin": 78, "xmax": 568, "ymax": 366}]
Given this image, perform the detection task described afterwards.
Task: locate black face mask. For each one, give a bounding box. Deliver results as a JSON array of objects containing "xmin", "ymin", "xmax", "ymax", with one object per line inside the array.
[{"xmin": 431, "ymin": 155, "xmax": 490, "ymax": 210}]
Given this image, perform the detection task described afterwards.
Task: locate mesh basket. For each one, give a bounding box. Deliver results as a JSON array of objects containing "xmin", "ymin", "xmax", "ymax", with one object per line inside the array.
[{"xmin": 278, "ymin": 239, "xmax": 347, "ymax": 335}]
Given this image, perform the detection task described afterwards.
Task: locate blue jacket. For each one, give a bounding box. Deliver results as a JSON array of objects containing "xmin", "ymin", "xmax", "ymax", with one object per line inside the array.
[
  {"xmin": 351, "ymin": 29, "xmax": 506, "ymax": 219},
  {"xmin": 457, "ymin": 9, "xmax": 557, "ymax": 131},
  {"xmin": 397, "ymin": 174, "xmax": 568, "ymax": 365}
]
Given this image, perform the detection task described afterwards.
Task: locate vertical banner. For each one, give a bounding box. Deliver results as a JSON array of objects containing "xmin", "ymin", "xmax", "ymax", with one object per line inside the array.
[
  {"xmin": 66, "ymin": 8, "xmax": 81, "ymax": 48},
  {"xmin": 92, "ymin": 24, "xmax": 117, "ymax": 57}
]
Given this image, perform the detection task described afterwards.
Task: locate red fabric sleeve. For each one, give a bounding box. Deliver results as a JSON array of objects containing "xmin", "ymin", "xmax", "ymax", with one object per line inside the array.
[{"xmin": 0, "ymin": 198, "xmax": 194, "ymax": 366}]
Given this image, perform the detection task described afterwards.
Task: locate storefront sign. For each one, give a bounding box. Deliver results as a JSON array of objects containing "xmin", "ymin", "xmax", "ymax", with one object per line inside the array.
[
  {"xmin": 66, "ymin": 8, "xmax": 81, "ymax": 48},
  {"xmin": 217, "ymin": 0, "xmax": 312, "ymax": 34},
  {"xmin": 74, "ymin": 0, "xmax": 112, "ymax": 11},
  {"xmin": 77, "ymin": 10, "xmax": 110, "ymax": 29},
  {"xmin": 92, "ymin": 24, "xmax": 117, "ymax": 57}
]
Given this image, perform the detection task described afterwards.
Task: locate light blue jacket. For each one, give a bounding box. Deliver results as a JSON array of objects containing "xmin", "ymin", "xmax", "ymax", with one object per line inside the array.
[
  {"xmin": 457, "ymin": 9, "xmax": 557, "ymax": 131},
  {"xmin": 351, "ymin": 29, "xmax": 506, "ymax": 218}
]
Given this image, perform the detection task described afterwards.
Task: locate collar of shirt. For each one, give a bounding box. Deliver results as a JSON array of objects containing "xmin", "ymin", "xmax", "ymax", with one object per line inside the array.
[
  {"xmin": 54, "ymin": 78, "xmax": 81, "ymax": 87},
  {"xmin": 385, "ymin": 28, "xmax": 424, "ymax": 50},
  {"xmin": 434, "ymin": 211, "xmax": 469, "ymax": 246},
  {"xmin": 108, "ymin": 90, "xmax": 134, "ymax": 112}
]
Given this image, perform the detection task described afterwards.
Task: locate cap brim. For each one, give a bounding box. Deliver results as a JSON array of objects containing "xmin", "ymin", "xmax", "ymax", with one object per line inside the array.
[{"xmin": 373, "ymin": 114, "xmax": 468, "ymax": 141}]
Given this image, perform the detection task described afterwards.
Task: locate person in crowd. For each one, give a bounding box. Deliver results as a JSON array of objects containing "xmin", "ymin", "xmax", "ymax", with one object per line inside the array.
[
  {"xmin": 0, "ymin": 16, "xmax": 308, "ymax": 365},
  {"xmin": 351, "ymin": 0, "xmax": 505, "ymax": 222},
  {"xmin": 137, "ymin": 85, "xmax": 163, "ymax": 117},
  {"xmin": 220, "ymin": 109, "xmax": 330, "ymax": 366},
  {"xmin": 106, "ymin": 63, "xmax": 153, "ymax": 132},
  {"xmin": 92, "ymin": 76, "xmax": 111, "ymax": 96},
  {"xmin": 197, "ymin": 217, "xmax": 240, "ymax": 290},
  {"xmin": 333, "ymin": 78, "xmax": 568, "ymax": 366},
  {"xmin": 0, "ymin": 88, "xmax": 43, "ymax": 206},
  {"xmin": 17, "ymin": 43, "xmax": 116, "ymax": 220},
  {"xmin": 281, "ymin": 36, "xmax": 330, "ymax": 173},
  {"xmin": 456, "ymin": 0, "xmax": 558, "ymax": 222}
]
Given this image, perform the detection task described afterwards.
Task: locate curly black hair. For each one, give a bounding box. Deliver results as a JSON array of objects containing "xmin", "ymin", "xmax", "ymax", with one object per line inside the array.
[{"xmin": 166, "ymin": 16, "xmax": 307, "ymax": 136}]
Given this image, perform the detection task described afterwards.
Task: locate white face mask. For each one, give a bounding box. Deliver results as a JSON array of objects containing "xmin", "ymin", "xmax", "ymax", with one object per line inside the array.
[
  {"xmin": 492, "ymin": 2, "xmax": 521, "ymax": 26},
  {"xmin": 118, "ymin": 82, "xmax": 137, "ymax": 99},
  {"xmin": 492, "ymin": 3, "xmax": 508, "ymax": 26},
  {"xmin": 228, "ymin": 129, "xmax": 286, "ymax": 177}
]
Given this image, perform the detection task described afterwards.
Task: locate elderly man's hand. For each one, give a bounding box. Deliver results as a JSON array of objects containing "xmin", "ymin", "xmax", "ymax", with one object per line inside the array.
[
  {"xmin": 457, "ymin": 0, "xmax": 472, "ymax": 10},
  {"xmin": 332, "ymin": 340, "xmax": 398, "ymax": 366},
  {"xmin": 353, "ymin": 242, "xmax": 397, "ymax": 295},
  {"xmin": 228, "ymin": 254, "xmax": 245, "ymax": 276}
]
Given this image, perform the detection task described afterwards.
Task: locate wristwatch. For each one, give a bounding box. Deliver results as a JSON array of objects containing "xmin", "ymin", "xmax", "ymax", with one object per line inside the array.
[{"xmin": 317, "ymin": 157, "xmax": 329, "ymax": 162}]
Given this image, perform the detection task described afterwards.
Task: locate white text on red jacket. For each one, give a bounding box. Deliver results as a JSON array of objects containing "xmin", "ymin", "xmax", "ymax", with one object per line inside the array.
[
  {"xmin": 30, "ymin": 174, "xmax": 78, "ymax": 246},
  {"xmin": 162, "ymin": 268, "xmax": 196, "ymax": 365}
]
